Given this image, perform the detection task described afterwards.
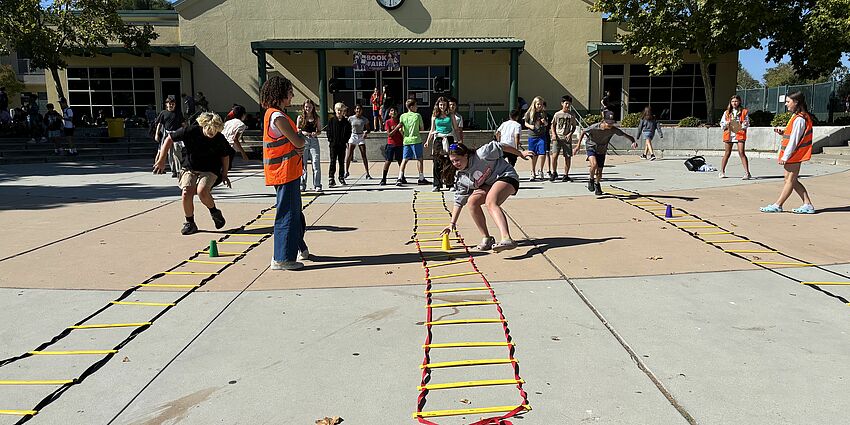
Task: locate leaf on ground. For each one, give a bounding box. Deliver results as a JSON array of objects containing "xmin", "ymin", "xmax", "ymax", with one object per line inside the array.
[
  {"xmin": 459, "ymin": 398, "xmax": 471, "ymax": 404},
  {"xmin": 646, "ymin": 256, "xmax": 663, "ymax": 261},
  {"xmin": 315, "ymin": 417, "xmax": 343, "ymax": 425},
  {"xmin": 122, "ymin": 357, "xmax": 130, "ymax": 362}
]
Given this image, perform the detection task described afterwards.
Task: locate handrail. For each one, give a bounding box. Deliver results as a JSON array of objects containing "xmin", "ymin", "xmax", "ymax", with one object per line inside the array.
[{"xmin": 486, "ymin": 107, "xmax": 498, "ymax": 131}]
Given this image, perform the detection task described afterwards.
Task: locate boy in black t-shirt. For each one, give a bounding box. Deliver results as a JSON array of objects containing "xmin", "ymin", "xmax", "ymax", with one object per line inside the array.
[{"xmin": 153, "ymin": 112, "xmax": 232, "ymax": 235}]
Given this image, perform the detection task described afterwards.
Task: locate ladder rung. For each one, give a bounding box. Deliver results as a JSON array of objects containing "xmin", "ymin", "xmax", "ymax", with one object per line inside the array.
[
  {"xmin": 138, "ymin": 283, "xmax": 200, "ymax": 288},
  {"xmin": 424, "ymin": 259, "xmax": 470, "ymax": 268},
  {"xmin": 0, "ymin": 380, "xmax": 73, "ymax": 385},
  {"xmin": 679, "ymin": 225, "xmax": 718, "ymax": 229},
  {"xmin": 426, "ymin": 319, "xmax": 505, "ymax": 326},
  {"xmin": 29, "ymin": 350, "xmax": 117, "ymax": 355},
  {"xmin": 416, "ymin": 238, "xmax": 462, "ymax": 242},
  {"xmin": 419, "ymin": 245, "xmax": 464, "ymax": 250},
  {"xmin": 724, "ymin": 249, "xmax": 778, "ymax": 253},
  {"xmin": 416, "ymin": 223, "xmax": 450, "ymax": 227},
  {"xmin": 218, "ymin": 241, "xmax": 257, "ymax": 245},
  {"xmin": 111, "ymin": 301, "xmax": 175, "ymax": 307},
  {"xmin": 428, "ymin": 301, "xmax": 499, "ymax": 308},
  {"xmin": 706, "ymin": 240, "xmax": 751, "ymax": 244},
  {"xmin": 421, "ymin": 358, "xmax": 517, "ymax": 369},
  {"xmin": 162, "ymin": 271, "xmax": 217, "ymax": 275},
  {"xmin": 0, "ymin": 410, "xmax": 38, "ymax": 416},
  {"xmin": 414, "ymin": 405, "xmax": 531, "ymax": 419},
  {"xmin": 197, "ymin": 251, "xmax": 242, "ymax": 255},
  {"xmin": 698, "ymin": 231, "xmax": 733, "ymax": 235},
  {"xmin": 426, "ymin": 286, "xmax": 490, "ymax": 294},
  {"xmin": 752, "ymin": 261, "xmax": 814, "ymax": 267},
  {"xmin": 414, "ymin": 231, "xmax": 447, "ymax": 235},
  {"xmin": 70, "ymin": 322, "xmax": 151, "ymax": 329},
  {"xmin": 426, "ymin": 271, "xmax": 480, "ymax": 280},
  {"xmin": 186, "ymin": 260, "xmax": 233, "ymax": 265},
  {"xmin": 229, "ymin": 233, "xmax": 270, "ymax": 237},
  {"xmin": 418, "ymin": 378, "xmax": 524, "ymax": 391},
  {"xmin": 801, "ymin": 281, "xmax": 850, "ymax": 285},
  {"xmin": 424, "ymin": 342, "xmax": 514, "ymax": 349},
  {"xmin": 668, "ymin": 219, "xmax": 703, "ymax": 222}
]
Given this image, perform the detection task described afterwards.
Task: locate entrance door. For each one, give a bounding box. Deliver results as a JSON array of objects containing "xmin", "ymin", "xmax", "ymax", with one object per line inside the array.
[
  {"xmin": 602, "ymin": 77, "xmax": 624, "ymax": 120},
  {"xmin": 380, "ymin": 70, "xmax": 404, "ymax": 111},
  {"xmin": 160, "ymin": 81, "xmax": 181, "ymax": 106}
]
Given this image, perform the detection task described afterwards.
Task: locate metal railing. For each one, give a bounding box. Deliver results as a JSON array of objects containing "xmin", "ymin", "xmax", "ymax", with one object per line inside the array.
[
  {"xmin": 16, "ymin": 59, "xmax": 44, "ymax": 75},
  {"xmin": 486, "ymin": 107, "xmax": 498, "ymax": 131}
]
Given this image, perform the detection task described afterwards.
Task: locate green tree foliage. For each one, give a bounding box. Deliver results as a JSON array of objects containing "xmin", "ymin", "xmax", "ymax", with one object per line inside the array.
[
  {"xmin": 764, "ymin": 0, "xmax": 850, "ymax": 81},
  {"xmin": 737, "ymin": 61, "xmax": 760, "ymax": 89},
  {"xmin": 762, "ymin": 63, "xmax": 844, "ymax": 86},
  {"xmin": 118, "ymin": 0, "xmax": 173, "ymax": 9},
  {"xmin": 0, "ymin": 0, "xmax": 158, "ymax": 101},
  {"xmin": 0, "ymin": 64, "xmax": 26, "ymax": 98},
  {"xmin": 591, "ymin": 0, "xmax": 771, "ymax": 124}
]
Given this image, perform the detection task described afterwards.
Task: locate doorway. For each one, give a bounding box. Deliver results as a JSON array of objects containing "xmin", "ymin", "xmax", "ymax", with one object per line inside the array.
[{"xmin": 602, "ymin": 77, "xmax": 624, "ymax": 120}]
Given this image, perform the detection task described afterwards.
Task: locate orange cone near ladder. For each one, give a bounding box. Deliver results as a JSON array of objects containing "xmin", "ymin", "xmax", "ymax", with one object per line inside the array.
[{"xmin": 441, "ymin": 233, "xmax": 452, "ymax": 251}]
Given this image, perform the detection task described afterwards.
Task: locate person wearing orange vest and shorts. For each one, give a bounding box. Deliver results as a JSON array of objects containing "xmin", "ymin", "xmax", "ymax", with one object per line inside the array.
[
  {"xmin": 261, "ymin": 76, "xmax": 309, "ymax": 270},
  {"xmin": 760, "ymin": 91, "xmax": 815, "ymax": 214},
  {"xmin": 719, "ymin": 95, "xmax": 752, "ymax": 180}
]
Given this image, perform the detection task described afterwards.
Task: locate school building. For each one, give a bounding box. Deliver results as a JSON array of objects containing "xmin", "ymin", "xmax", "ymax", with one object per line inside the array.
[{"xmin": 34, "ymin": 0, "xmax": 737, "ymax": 127}]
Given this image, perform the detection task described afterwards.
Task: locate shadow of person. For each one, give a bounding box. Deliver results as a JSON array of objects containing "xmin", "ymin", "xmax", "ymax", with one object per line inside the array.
[
  {"xmin": 304, "ymin": 251, "xmax": 486, "ymax": 271},
  {"xmin": 814, "ymin": 205, "xmax": 850, "ymax": 214},
  {"xmin": 505, "ymin": 236, "xmax": 624, "ymax": 260},
  {"xmin": 383, "ymin": 0, "xmax": 431, "ymax": 34}
]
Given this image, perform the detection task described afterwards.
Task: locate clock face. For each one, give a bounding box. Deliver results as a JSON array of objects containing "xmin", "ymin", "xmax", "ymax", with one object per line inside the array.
[{"xmin": 376, "ymin": 0, "xmax": 404, "ymax": 9}]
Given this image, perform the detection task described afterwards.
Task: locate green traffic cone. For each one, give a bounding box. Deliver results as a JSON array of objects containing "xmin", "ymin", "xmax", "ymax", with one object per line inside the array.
[{"xmin": 209, "ymin": 240, "xmax": 219, "ymax": 258}]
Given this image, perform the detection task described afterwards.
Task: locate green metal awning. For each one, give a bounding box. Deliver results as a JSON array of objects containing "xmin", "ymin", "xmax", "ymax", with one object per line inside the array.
[
  {"xmin": 251, "ymin": 38, "xmax": 524, "ymax": 52},
  {"xmin": 587, "ymin": 42, "xmax": 624, "ymax": 55}
]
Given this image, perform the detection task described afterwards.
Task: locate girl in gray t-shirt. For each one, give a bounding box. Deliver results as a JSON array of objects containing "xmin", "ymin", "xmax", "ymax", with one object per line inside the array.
[{"xmin": 440, "ymin": 141, "xmax": 532, "ymax": 252}]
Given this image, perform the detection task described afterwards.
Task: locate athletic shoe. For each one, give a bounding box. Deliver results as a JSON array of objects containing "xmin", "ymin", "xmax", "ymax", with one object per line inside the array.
[
  {"xmin": 315, "ymin": 187, "xmax": 323, "ymax": 193},
  {"xmin": 344, "ymin": 171, "xmax": 350, "ymax": 178},
  {"xmin": 475, "ymin": 236, "xmax": 496, "ymax": 251},
  {"xmin": 339, "ymin": 178, "xmax": 347, "ymax": 185},
  {"xmin": 181, "ymin": 221, "xmax": 198, "ymax": 235},
  {"xmin": 742, "ymin": 173, "xmax": 752, "ymax": 180},
  {"xmin": 395, "ymin": 179, "xmax": 404, "ymax": 187},
  {"xmin": 530, "ymin": 176, "xmax": 538, "ymax": 182},
  {"xmin": 792, "ymin": 204, "xmax": 816, "ymax": 214},
  {"xmin": 210, "ymin": 208, "xmax": 226, "ymax": 229},
  {"xmin": 562, "ymin": 175, "xmax": 572, "ymax": 182},
  {"xmin": 759, "ymin": 204, "xmax": 782, "ymax": 213},
  {"xmin": 432, "ymin": 186, "xmax": 441, "ymax": 192},
  {"xmin": 379, "ymin": 179, "xmax": 387, "ymax": 186},
  {"xmin": 549, "ymin": 172, "xmax": 558, "ymax": 182},
  {"xmin": 400, "ymin": 176, "xmax": 409, "ymax": 184},
  {"xmin": 718, "ymin": 172, "xmax": 726, "ymax": 179},
  {"xmin": 640, "ymin": 154, "xmax": 647, "ymax": 159},
  {"xmin": 587, "ymin": 180, "xmax": 596, "ymax": 192},
  {"xmin": 594, "ymin": 183, "xmax": 603, "ymax": 196},
  {"xmin": 300, "ymin": 185, "xmax": 307, "ymax": 192},
  {"xmin": 650, "ymin": 154, "xmax": 657, "ymax": 161},
  {"xmin": 171, "ymin": 172, "xmax": 178, "ymax": 178},
  {"xmin": 539, "ymin": 171, "xmax": 546, "ymax": 179},
  {"xmin": 365, "ymin": 174, "xmax": 372, "ymax": 180},
  {"xmin": 270, "ymin": 259, "xmax": 304, "ymax": 270},
  {"xmin": 418, "ymin": 178, "xmax": 431, "ymax": 185},
  {"xmin": 329, "ymin": 179, "xmax": 336, "ymax": 188},
  {"xmin": 298, "ymin": 249, "xmax": 310, "ymax": 261},
  {"xmin": 492, "ymin": 239, "xmax": 517, "ymax": 253}
]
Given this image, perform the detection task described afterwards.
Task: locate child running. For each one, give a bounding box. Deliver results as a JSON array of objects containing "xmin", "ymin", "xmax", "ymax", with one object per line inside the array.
[
  {"xmin": 380, "ymin": 106, "xmax": 404, "ymax": 185},
  {"xmin": 397, "ymin": 99, "xmax": 431, "ymax": 186},
  {"xmin": 495, "ymin": 109, "xmax": 523, "ymax": 166},
  {"xmin": 297, "ymin": 99, "xmax": 323, "ymax": 193},
  {"xmin": 326, "ymin": 102, "xmax": 351, "ymax": 187},
  {"xmin": 346, "ymin": 104, "xmax": 371, "ymax": 180},
  {"xmin": 637, "ymin": 106, "xmax": 663, "ymax": 160},
  {"xmin": 222, "ymin": 104, "xmax": 250, "ymax": 161},
  {"xmin": 523, "ymin": 96, "xmax": 548, "ymax": 181},
  {"xmin": 550, "ymin": 95, "xmax": 577, "ymax": 182},
  {"xmin": 574, "ymin": 111, "xmax": 637, "ymax": 196},
  {"xmin": 427, "ymin": 96, "xmax": 459, "ymax": 192},
  {"xmin": 440, "ymin": 141, "xmax": 532, "ymax": 252}
]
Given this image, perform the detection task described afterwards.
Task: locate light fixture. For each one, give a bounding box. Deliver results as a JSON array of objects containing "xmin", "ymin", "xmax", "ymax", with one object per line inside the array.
[{"xmin": 474, "ymin": 49, "xmax": 484, "ymax": 54}]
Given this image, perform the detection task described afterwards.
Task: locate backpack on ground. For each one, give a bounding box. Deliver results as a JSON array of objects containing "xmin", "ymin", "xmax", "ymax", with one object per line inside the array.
[
  {"xmin": 684, "ymin": 155, "xmax": 706, "ymax": 171},
  {"xmin": 46, "ymin": 112, "xmax": 62, "ymax": 131}
]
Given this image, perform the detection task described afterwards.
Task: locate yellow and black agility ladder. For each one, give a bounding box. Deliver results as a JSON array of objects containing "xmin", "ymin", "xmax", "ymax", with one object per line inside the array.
[
  {"xmin": 0, "ymin": 195, "xmax": 319, "ymax": 422},
  {"xmin": 410, "ymin": 191, "xmax": 530, "ymax": 425}
]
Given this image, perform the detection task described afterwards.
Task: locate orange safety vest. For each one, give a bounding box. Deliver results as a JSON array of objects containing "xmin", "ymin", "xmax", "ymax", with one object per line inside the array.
[
  {"xmin": 263, "ymin": 108, "xmax": 303, "ymax": 186},
  {"xmin": 723, "ymin": 108, "xmax": 748, "ymax": 142},
  {"xmin": 779, "ymin": 112, "xmax": 813, "ymax": 163}
]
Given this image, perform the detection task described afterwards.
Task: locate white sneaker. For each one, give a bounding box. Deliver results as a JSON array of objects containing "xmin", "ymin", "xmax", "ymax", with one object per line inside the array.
[
  {"xmin": 270, "ymin": 259, "xmax": 304, "ymax": 270},
  {"xmin": 742, "ymin": 173, "xmax": 752, "ymax": 180},
  {"xmin": 298, "ymin": 249, "xmax": 310, "ymax": 261},
  {"xmin": 475, "ymin": 236, "xmax": 496, "ymax": 251},
  {"xmin": 718, "ymin": 172, "xmax": 726, "ymax": 179}
]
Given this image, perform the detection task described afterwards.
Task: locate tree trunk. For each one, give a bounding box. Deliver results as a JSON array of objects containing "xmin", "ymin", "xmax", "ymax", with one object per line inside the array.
[
  {"xmin": 50, "ymin": 67, "xmax": 66, "ymax": 102},
  {"xmin": 698, "ymin": 57, "xmax": 715, "ymax": 124}
]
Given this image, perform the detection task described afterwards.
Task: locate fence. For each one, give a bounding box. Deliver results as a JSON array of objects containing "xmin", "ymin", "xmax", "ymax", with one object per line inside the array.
[{"xmin": 737, "ymin": 81, "xmax": 839, "ymax": 122}]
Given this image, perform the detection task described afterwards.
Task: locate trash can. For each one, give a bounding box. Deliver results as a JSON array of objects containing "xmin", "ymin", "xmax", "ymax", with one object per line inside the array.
[{"xmin": 106, "ymin": 118, "xmax": 125, "ymax": 138}]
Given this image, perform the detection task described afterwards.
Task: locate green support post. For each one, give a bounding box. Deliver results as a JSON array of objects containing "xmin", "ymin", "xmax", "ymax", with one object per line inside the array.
[
  {"xmin": 509, "ymin": 48, "xmax": 519, "ymax": 113},
  {"xmin": 318, "ymin": 49, "xmax": 328, "ymax": 128},
  {"xmin": 450, "ymin": 49, "xmax": 459, "ymax": 100},
  {"xmin": 257, "ymin": 49, "xmax": 267, "ymax": 109}
]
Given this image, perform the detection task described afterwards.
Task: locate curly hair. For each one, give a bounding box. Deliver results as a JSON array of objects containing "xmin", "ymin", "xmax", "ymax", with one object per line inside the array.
[
  {"xmin": 441, "ymin": 142, "xmax": 472, "ymax": 184},
  {"xmin": 260, "ymin": 76, "xmax": 294, "ymax": 110}
]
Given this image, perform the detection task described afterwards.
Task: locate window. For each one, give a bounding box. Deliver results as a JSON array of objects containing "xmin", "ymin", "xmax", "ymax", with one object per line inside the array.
[
  {"xmin": 627, "ymin": 63, "xmax": 717, "ymax": 120},
  {"xmin": 66, "ymin": 66, "xmax": 157, "ymax": 119},
  {"xmin": 331, "ymin": 65, "xmax": 452, "ymax": 112}
]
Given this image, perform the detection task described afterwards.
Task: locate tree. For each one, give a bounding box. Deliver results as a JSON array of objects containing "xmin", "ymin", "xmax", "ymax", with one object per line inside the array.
[
  {"xmin": 591, "ymin": 0, "xmax": 771, "ymax": 124},
  {"xmin": 737, "ymin": 61, "xmax": 761, "ymax": 89},
  {"xmin": 764, "ymin": 0, "xmax": 850, "ymax": 81},
  {"xmin": 0, "ymin": 64, "xmax": 26, "ymax": 99},
  {"xmin": 118, "ymin": 0, "xmax": 173, "ymax": 9},
  {"xmin": 0, "ymin": 0, "xmax": 158, "ymax": 101},
  {"xmin": 762, "ymin": 62, "xmax": 844, "ymax": 86}
]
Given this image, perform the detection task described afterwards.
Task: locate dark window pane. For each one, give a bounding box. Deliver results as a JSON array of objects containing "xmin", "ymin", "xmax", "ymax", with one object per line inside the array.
[
  {"xmin": 134, "ymin": 67, "xmax": 155, "ymax": 78},
  {"xmin": 654, "ymin": 104, "xmax": 672, "ymax": 120},
  {"xmin": 673, "ymin": 76, "xmax": 693, "ymax": 87},
  {"xmin": 355, "ymin": 70, "xmax": 376, "ymax": 79},
  {"xmin": 692, "ymin": 102, "xmax": 707, "ymax": 119},
  {"xmin": 628, "ymin": 101, "xmax": 643, "ymax": 114},
  {"xmin": 135, "ymin": 92, "xmax": 155, "ymax": 105},
  {"xmin": 672, "ymin": 87, "xmax": 693, "ymax": 102},
  {"xmin": 382, "ymin": 70, "xmax": 402, "ymax": 78},
  {"xmin": 407, "ymin": 67, "xmax": 428, "ymax": 78},
  {"xmin": 67, "ymin": 68, "xmax": 88, "ymax": 79},
  {"xmin": 332, "ymin": 92, "xmax": 355, "ymax": 109},
  {"xmin": 694, "ymin": 76, "xmax": 705, "ymax": 88},
  {"xmin": 68, "ymin": 92, "xmax": 90, "ymax": 106},
  {"xmin": 333, "ymin": 67, "xmax": 354, "ymax": 78},
  {"xmin": 630, "ymin": 64, "xmax": 650, "ymax": 76},
  {"xmin": 651, "ymin": 75, "xmax": 672, "ymax": 87},
  {"xmin": 693, "ymin": 87, "xmax": 706, "ymax": 101},
  {"xmin": 629, "ymin": 76, "xmax": 650, "ymax": 88},
  {"xmin": 338, "ymin": 79, "xmax": 354, "ymax": 91},
  {"xmin": 90, "ymin": 80, "xmax": 111, "ymax": 91},
  {"xmin": 112, "ymin": 80, "xmax": 133, "ymax": 91},
  {"xmin": 408, "ymin": 79, "xmax": 428, "ymax": 90},
  {"xmin": 70, "ymin": 106, "xmax": 91, "ymax": 121},
  {"xmin": 628, "ymin": 88, "xmax": 650, "ymax": 104},
  {"xmin": 114, "ymin": 92, "xmax": 134, "ymax": 106},
  {"xmin": 603, "ymin": 64, "xmax": 624, "ymax": 75},
  {"xmin": 89, "ymin": 68, "xmax": 109, "ymax": 78},
  {"xmin": 430, "ymin": 66, "xmax": 449, "ymax": 77},
  {"xmin": 355, "ymin": 78, "xmax": 376, "ymax": 91},
  {"xmin": 651, "ymin": 87, "xmax": 671, "ymax": 102},
  {"xmin": 159, "ymin": 67, "xmax": 179, "ymax": 79},
  {"xmin": 67, "ymin": 79, "xmax": 89, "ymax": 90},
  {"xmin": 674, "ymin": 64, "xmax": 695, "ymax": 75},
  {"xmin": 114, "ymin": 106, "xmax": 133, "ymax": 118},
  {"xmin": 134, "ymin": 80, "xmax": 155, "ymax": 91},
  {"xmin": 670, "ymin": 104, "xmax": 692, "ymax": 120},
  {"xmin": 135, "ymin": 106, "xmax": 148, "ymax": 117},
  {"xmin": 708, "ymin": 63, "xmax": 717, "ymax": 75},
  {"xmin": 111, "ymin": 68, "xmax": 132, "ymax": 79},
  {"xmin": 91, "ymin": 92, "xmax": 112, "ymax": 105}
]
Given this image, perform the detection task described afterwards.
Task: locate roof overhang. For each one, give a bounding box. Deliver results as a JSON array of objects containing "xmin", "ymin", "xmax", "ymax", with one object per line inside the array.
[
  {"xmin": 76, "ymin": 45, "xmax": 195, "ymax": 57},
  {"xmin": 587, "ymin": 42, "xmax": 624, "ymax": 55},
  {"xmin": 251, "ymin": 38, "xmax": 525, "ymax": 53}
]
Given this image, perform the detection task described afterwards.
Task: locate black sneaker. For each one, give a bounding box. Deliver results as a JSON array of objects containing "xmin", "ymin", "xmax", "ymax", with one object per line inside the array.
[
  {"xmin": 549, "ymin": 172, "xmax": 558, "ymax": 182},
  {"xmin": 365, "ymin": 174, "xmax": 372, "ymax": 180},
  {"xmin": 418, "ymin": 178, "xmax": 431, "ymax": 185},
  {"xmin": 379, "ymin": 179, "xmax": 387, "ymax": 186},
  {"xmin": 181, "ymin": 221, "xmax": 198, "ymax": 235},
  {"xmin": 650, "ymin": 154, "xmax": 657, "ymax": 161},
  {"xmin": 400, "ymin": 176, "xmax": 409, "ymax": 184},
  {"xmin": 640, "ymin": 154, "xmax": 647, "ymax": 159},
  {"xmin": 210, "ymin": 209, "xmax": 226, "ymax": 229},
  {"xmin": 329, "ymin": 179, "xmax": 336, "ymax": 188},
  {"xmin": 339, "ymin": 178, "xmax": 347, "ymax": 185},
  {"xmin": 594, "ymin": 183, "xmax": 603, "ymax": 196},
  {"xmin": 562, "ymin": 175, "xmax": 572, "ymax": 182},
  {"xmin": 395, "ymin": 179, "xmax": 404, "ymax": 187},
  {"xmin": 587, "ymin": 180, "xmax": 596, "ymax": 192}
]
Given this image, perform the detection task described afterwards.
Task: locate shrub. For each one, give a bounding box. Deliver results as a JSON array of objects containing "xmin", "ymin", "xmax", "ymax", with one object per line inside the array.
[
  {"xmin": 748, "ymin": 110, "xmax": 774, "ymax": 127},
  {"xmin": 771, "ymin": 112, "xmax": 794, "ymax": 127},
  {"xmin": 620, "ymin": 112, "xmax": 641, "ymax": 128},
  {"xmin": 833, "ymin": 116, "xmax": 850, "ymax": 126},
  {"xmin": 583, "ymin": 114, "xmax": 602, "ymax": 125},
  {"xmin": 678, "ymin": 116, "xmax": 702, "ymax": 127}
]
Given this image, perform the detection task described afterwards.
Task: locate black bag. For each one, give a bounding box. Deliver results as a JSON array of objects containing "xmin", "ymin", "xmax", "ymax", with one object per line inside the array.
[
  {"xmin": 46, "ymin": 112, "xmax": 62, "ymax": 131},
  {"xmin": 684, "ymin": 155, "xmax": 706, "ymax": 171}
]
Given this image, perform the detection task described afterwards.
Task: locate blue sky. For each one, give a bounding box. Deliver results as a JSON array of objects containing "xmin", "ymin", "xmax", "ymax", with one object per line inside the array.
[{"xmin": 739, "ymin": 43, "xmax": 850, "ymax": 83}]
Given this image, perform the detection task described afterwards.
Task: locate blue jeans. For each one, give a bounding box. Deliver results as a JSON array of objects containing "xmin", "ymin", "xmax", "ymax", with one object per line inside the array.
[
  {"xmin": 301, "ymin": 136, "xmax": 322, "ymax": 190},
  {"xmin": 273, "ymin": 179, "xmax": 307, "ymax": 262}
]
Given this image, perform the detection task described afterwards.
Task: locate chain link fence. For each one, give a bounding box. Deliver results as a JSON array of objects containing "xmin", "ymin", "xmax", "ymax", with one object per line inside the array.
[{"xmin": 737, "ymin": 81, "xmax": 842, "ymax": 122}]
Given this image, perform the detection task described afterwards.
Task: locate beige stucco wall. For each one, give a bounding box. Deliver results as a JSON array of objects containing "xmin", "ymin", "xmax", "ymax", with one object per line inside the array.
[{"xmin": 175, "ymin": 0, "xmax": 601, "ymax": 114}]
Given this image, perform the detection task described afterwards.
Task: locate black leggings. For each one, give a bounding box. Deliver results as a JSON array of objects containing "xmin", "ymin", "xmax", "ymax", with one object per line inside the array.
[
  {"xmin": 432, "ymin": 136, "xmax": 454, "ymax": 188},
  {"xmin": 328, "ymin": 143, "xmax": 346, "ymax": 180}
]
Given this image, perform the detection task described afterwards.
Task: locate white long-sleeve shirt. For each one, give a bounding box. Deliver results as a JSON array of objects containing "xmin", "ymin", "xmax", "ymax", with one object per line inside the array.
[
  {"xmin": 781, "ymin": 116, "xmax": 807, "ymax": 162},
  {"xmin": 720, "ymin": 108, "xmax": 749, "ymax": 131}
]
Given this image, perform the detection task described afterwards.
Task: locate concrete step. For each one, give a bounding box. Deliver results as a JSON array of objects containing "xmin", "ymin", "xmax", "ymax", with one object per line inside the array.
[
  {"xmin": 809, "ymin": 153, "xmax": 850, "ymax": 166},
  {"xmin": 821, "ymin": 146, "xmax": 850, "ymax": 155},
  {"xmin": 0, "ymin": 152, "xmax": 153, "ymax": 165}
]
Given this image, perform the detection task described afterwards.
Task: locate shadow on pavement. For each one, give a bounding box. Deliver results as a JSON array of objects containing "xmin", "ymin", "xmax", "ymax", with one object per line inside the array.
[{"xmin": 506, "ymin": 236, "xmax": 624, "ymax": 260}]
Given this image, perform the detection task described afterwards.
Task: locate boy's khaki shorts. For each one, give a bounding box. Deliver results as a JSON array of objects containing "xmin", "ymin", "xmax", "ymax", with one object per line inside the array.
[{"xmin": 179, "ymin": 170, "xmax": 217, "ymax": 189}]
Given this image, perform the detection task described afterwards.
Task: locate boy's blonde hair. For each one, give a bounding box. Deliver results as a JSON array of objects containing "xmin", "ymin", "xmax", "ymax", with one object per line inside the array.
[
  {"xmin": 334, "ymin": 102, "xmax": 346, "ymax": 114},
  {"xmin": 196, "ymin": 112, "xmax": 224, "ymax": 134}
]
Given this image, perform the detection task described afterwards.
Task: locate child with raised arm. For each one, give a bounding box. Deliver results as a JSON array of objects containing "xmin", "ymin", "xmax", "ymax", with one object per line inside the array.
[{"xmin": 574, "ymin": 111, "xmax": 637, "ymax": 196}]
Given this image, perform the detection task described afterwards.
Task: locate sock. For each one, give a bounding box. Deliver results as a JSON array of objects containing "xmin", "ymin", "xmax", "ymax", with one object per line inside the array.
[
  {"xmin": 418, "ymin": 172, "xmax": 424, "ymax": 179},
  {"xmin": 185, "ymin": 215, "xmax": 195, "ymax": 223},
  {"xmin": 398, "ymin": 170, "xmax": 404, "ymax": 179}
]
